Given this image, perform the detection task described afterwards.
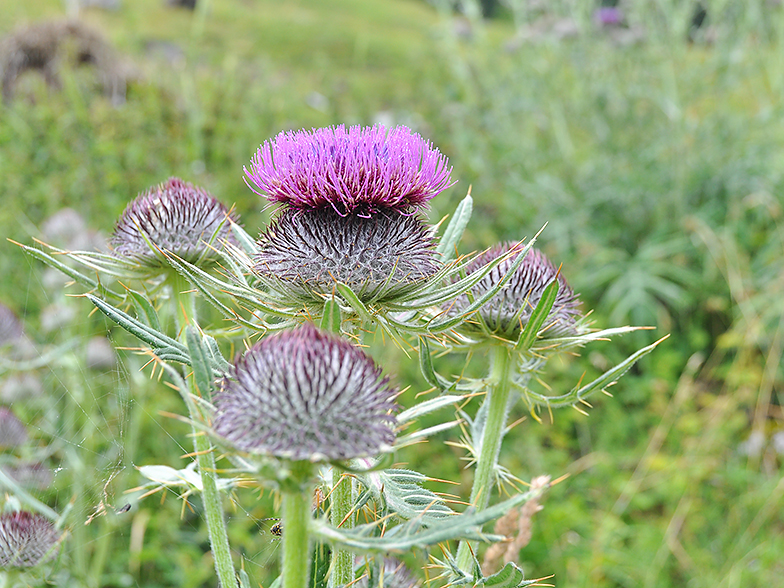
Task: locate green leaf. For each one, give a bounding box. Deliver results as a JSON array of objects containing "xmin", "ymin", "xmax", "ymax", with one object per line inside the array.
[
  {"xmin": 335, "ymin": 282, "xmax": 374, "ymax": 324},
  {"xmin": 237, "ymin": 569, "xmax": 252, "ymax": 588},
  {"xmin": 479, "ymin": 562, "xmax": 541, "ymax": 588},
  {"xmin": 86, "ymin": 294, "xmax": 189, "ymax": 361},
  {"xmin": 515, "ymin": 280, "xmax": 558, "ymax": 352},
  {"xmin": 230, "ymin": 221, "xmax": 259, "ymax": 255},
  {"xmin": 16, "ymin": 241, "xmax": 121, "ymax": 301},
  {"xmin": 203, "ymin": 335, "xmax": 232, "ymax": 374},
  {"xmin": 378, "ymin": 469, "xmax": 454, "ymax": 523},
  {"xmin": 397, "ymin": 394, "xmax": 463, "ymax": 424},
  {"xmin": 185, "ymin": 326, "xmax": 214, "ymax": 401},
  {"xmin": 436, "ymin": 193, "xmax": 473, "ymax": 263},
  {"xmin": 311, "ymin": 483, "xmax": 548, "ymax": 553},
  {"xmin": 308, "ymin": 542, "xmax": 331, "ymax": 588},
  {"xmin": 418, "ymin": 336, "xmax": 451, "ymax": 389},
  {"xmin": 522, "ymin": 335, "xmax": 669, "ymax": 408},
  {"xmin": 128, "ymin": 290, "xmax": 162, "ymax": 332},
  {"xmin": 320, "ymin": 297, "xmax": 342, "ymax": 333}
]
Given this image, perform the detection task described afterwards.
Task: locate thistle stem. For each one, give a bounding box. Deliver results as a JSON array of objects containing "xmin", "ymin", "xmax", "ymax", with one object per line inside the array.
[
  {"xmin": 171, "ymin": 279, "xmax": 236, "ymax": 588},
  {"xmin": 456, "ymin": 344, "xmax": 514, "ymax": 574},
  {"xmin": 320, "ymin": 298, "xmax": 355, "ymax": 588},
  {"xmin": 282, "ymin": 479, "xmax": 313, "ymax": 588},
  {"xmin": 330, "ymin": 471, "xmax": 353, "ymax": 587}
]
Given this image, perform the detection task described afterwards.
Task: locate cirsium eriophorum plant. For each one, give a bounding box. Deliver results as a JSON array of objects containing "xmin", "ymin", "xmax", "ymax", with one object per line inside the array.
[{"xmin": 15, "ymin": 124, "xmax": 665, "ymax": 588}]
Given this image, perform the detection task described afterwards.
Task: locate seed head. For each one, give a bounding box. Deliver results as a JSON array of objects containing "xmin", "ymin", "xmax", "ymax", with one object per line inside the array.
[
  {"xmin": 111, "ymin": 177, "xmax": 238, "ymax": 267},
  {"xmin": 453, "ymin": 243, "xmax": 582, "ymax": 339},
  {"xmin": 245, "ymin": 125, "xmax": 454, "ymax": 216},
  {"xmin": 255, "ymin": 207, "xmax": 438, "ymax": 303},
  {"xmin": 0, "ymin": 511, "xmax": 61, "ymax": 568},
  {"xmin": 213, "ymin": 323, "xmax": 398, "ymax": 462}
]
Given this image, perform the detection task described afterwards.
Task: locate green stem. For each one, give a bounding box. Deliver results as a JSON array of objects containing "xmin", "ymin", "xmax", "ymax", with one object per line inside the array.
[
  {"xmin": 282, "ymin": 466, "xmax": 313, "ymax": 588},
  {"xmin": 320, "ymin": 298, "xmax": 354, "ymax": 588},
  {"xmin": 170, "ymin": 279, "xmax": 236, "ymax": 587},
  {"xmin": 170, "ymin": 271, "xmax": 197, "ymax": 336},
  {"xmin": 330, "ymin": 471, "xmax": 353, "ymax": 587},
  {"xmin": 194, "ymin": 425, "xmax": 236, "ymax": 588},
  {"xmin": 455, "ymin": 345, "xmax": 514, "ymax": 574}
]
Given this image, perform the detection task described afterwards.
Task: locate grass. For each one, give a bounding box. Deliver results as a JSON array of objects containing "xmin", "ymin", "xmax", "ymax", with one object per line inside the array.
[{"xmin": 1, "ymin": 0, "xmax": 783, "ymax": 586}]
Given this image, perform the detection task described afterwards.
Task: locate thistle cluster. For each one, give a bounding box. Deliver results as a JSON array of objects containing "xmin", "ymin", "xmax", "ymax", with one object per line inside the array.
[
  {"xmin": 247, "ymin": 125, "xmax": 452, "ymax": 307},
  {"xmin": 15, "ymin": 122, "xmax": 663, "ymax": 588}
]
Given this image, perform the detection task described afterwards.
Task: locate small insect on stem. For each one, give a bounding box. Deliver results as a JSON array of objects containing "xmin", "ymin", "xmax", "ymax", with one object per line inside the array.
[{"xmin": 269, "ymin": 520, "xmax": 282, "ymax": 538}]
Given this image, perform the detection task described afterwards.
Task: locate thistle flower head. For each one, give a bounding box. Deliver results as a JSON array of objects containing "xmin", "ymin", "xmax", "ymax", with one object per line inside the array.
[
  {"xmin": 453, "ymin": 243, "xmax": 582, "ymax": 340},
  {"xmin": 255, "ymin": 207, "xmax": 438, "ymax": 303},
  {"xmin": 111, "ymin": 177, "xmax": 238, "ymax": 268},
  {"xmin": 245, "ymin": 125, "xmax": 454, "ymax": 216},
  {"xmin": 213, "ymin": 323, "xmax": 398, "ymax": 462},
  {"xmin": 0, "ymin": 407, "xmax": 27, "ymax": 448},
  {"xmin": 0, "ymin": 511, "xmax": 61, "ymax": 568}
]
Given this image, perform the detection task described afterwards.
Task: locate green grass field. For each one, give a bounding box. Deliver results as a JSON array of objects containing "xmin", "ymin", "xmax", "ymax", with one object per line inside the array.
[{"xmin": 1, "ymin": 1, "xmax": 783, "ymax": 586}]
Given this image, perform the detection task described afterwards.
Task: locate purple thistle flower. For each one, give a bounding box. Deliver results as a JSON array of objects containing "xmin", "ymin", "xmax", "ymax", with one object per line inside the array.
[
  {"xmin": 244, "ymin": 125, "xmax": 454, "ymax": 216},
  {"xmin": 453, "ymin": 243, "xmax": 582, "ymax": 339},
  {"xmin": 255, "ymin": 207, "xmax": 438, "ymax": 303},
  {"xmin": 0, "ymin": 407, "xmax": 28, "ymax": 448},
  {"xmin": 0, "ymin": 511, "xmax": 61, "ymax": 568},
  {"xmin": 111, "ymin": 177, "xmax": 239, "ymax": 267},
  {"xmin": 213, "ymin": 323, "xmax": 398, "ymax": 462}
]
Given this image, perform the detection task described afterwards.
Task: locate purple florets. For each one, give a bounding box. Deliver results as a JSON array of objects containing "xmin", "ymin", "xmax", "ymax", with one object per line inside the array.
[
  {"xmin": 213, "ymin": 323, "xmax": 398, "ymax": 462},
  {"xmin": 112, "ymin": 177, "xmax": 238, "ymax": 267},
  {"xmin": 0, "ymin": 511, "xmax": 61, "ymax": 568},
  {"xmin": 244, "ymin": 125, "xmax": 454, "ymax": 216},
  {"xmin": 453, "ymin": 243, "xmax": 582, "ymax": 339}
]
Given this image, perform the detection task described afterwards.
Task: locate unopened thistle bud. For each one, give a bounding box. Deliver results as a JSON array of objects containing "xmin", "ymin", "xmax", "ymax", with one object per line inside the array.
[
  {"xmin": 453, "ymin": 243, "xmax": 582, "ymax": 340},
  {"xmin": 0, "ymin": 511, "xmax": 61, "ymax": 568},
  {"xmin": 111, "ymin": 177, "xmax": 238, "ymax": 270},
  {"xmin": 213, "ymin": 323, "xmax": 398, "ymax": 462}
]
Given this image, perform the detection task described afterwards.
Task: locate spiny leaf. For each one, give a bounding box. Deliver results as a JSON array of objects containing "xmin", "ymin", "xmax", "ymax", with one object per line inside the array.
[
  {"xmin": 437, "ymin": 193, "xmax": 473, "ymax": 263},
  {"xmin": 515, "ymin": 280, "xmax": 558, "ymax": 352}
]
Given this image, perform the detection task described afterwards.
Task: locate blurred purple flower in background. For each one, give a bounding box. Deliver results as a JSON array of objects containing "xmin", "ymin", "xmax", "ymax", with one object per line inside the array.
[
  {"xmin": 594, "ymin": 6, "xmax": 624, "ymax": 27},
  {"xmin": 0, "ymin": 511, "xmax": 61, "ymax": 568},
  {"xmin": 0, "ymin": 407, "xmax": 27, "ymax": 448}
]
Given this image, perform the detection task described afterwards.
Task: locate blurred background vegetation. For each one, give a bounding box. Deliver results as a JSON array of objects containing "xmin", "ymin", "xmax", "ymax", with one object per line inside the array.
[{"xmin": 1, "ymin": 0, "xmax": 782, "ymax": 586}]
